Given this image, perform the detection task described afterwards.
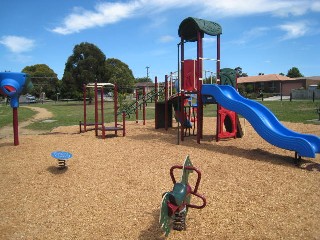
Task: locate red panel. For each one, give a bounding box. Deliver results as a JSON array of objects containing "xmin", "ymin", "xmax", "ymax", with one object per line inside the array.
[
  {"xmin": 4, "ymin": 85, "xmax": 16, "ymax": 93},
  {"xmin": 217, "ymin": 106, "xmax": 237, "ymax": 140},
  {"xmin": 183, "ymin": 60, "xmax": 198, "ymax": 91}
]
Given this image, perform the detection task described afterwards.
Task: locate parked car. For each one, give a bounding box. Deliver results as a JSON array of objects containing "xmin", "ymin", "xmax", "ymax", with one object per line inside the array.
[{"xmin": 26, "ymin": 94, "xmax": 37, "ymax": 103}]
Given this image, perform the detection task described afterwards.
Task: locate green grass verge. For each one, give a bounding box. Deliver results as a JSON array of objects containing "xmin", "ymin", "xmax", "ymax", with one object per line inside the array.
[
  {"xmin": 0, "ymin": 104, "xmax": 35, "ymax": 126},
  {"xmin": 261, "ymin": 100, "xmax": 320, "ymax": 123}
]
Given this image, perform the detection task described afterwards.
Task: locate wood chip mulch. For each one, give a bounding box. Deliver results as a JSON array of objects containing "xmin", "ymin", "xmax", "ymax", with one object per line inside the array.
[{"xmin": 0, "ymin": 117, "xmax": 319, "ymax": 239}]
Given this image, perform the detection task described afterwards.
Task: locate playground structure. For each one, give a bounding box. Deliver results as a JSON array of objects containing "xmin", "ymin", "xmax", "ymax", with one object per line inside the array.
[
  {"xmin": 80, "ymin": 82, "xmax": 125, "ymax": 138},
  {"xmin": 163, "ymin": 17, "xmax": 241, "ymax": 144},
  {"xmin": 160, "ymin": 156, "xmax": 206, "ymax": 236},
  {"xmin": 79, "ymin": 78, "xmax": 171, "ymax": 138},
  {"xmin": 152, "ymin": 17, "xmax": 320, "ymax": 161},
  {"xmin": 0, "ymin": 72, "xmax": 33, "ymax": 145},
  {"xmin": 79, "ymin": 75, "xmax": 175, "ymax": 137}
]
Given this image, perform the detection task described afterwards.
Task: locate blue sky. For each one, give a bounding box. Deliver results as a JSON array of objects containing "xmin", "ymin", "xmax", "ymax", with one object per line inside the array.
[{"xmin": 1, "ymin": 0, "xmax": 319, "ymax": 81}]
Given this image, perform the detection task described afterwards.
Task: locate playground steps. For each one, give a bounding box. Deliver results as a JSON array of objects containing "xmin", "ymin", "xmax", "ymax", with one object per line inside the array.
[{"xmin": 118, "ymin": 88, "xmax": 164, "ymax": 117}]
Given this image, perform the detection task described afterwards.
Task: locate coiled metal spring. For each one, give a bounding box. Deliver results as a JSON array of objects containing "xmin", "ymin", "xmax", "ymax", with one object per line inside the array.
[{"xmin": 173, "ymin": 209, "xmax": 186, "ymax": 231}]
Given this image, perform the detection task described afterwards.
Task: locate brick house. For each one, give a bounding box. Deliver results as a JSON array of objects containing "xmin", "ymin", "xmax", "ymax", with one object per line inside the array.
[{"xmin": 238, "ymin": 74, "xmax": 320, "ymax": 95}]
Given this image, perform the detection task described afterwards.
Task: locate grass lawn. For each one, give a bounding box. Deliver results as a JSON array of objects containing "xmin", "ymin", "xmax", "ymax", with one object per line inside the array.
[{"xmin": 0, "ymin": 99, "xmax": 319, "ymax": 131}]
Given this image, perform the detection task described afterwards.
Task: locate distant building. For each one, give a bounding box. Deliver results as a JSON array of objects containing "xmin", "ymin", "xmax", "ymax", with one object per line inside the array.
[
  {"xmin": 134, "ymin": 82, "xmax": 155, "ymax": 95},
  {"xmin": 238, "ymin": 74, "xmax": 320, "ymax": 95}
]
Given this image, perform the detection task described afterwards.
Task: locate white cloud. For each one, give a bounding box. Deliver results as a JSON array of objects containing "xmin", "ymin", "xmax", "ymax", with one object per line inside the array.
[
  {"xmin": 51, "ymin": 0, "xmax": 319, "ymax": 35},
  {"xmin": 203, "ymin": 37, "xmax": 217, "ymax": 43},
  {"xmin": 278, "ymin": 21, "xmax": 310, "ymax": 40},
  {"xmin": 201, "ymin": 0, "xmax": 314, "ymax": 17},
  {"xmin": 52, "ymin": 1, "xmax": 140, "ymax": 34},
  {"xmin": 159, "ymin": 35, "xmax": 175, "ymax": 43},
  {"xmin": 311, "ymin": 1, "xmax": 320, "ymax": 11},
  {"xmin": 0, "ymin": 35, "xmax": 35, "ymax": 53},
  {"xmin": 234, "ymin": 27, "xmax": 270, "ymax": 45}
]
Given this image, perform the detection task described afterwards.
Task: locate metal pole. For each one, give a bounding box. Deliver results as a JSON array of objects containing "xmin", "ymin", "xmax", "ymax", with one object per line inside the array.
[
  {"xmin": 13, "ymin": 108, "xmax": 19, "ymax": 146},
  {"xmin": 146, "ymin": 66, "xmax": 150, "ymax": 80}
]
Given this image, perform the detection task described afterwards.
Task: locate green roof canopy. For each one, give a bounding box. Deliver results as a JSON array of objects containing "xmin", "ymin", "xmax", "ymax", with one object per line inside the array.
[{"xmin": 178, "ymin": 17, "xmax": 222, "ymax": 42}]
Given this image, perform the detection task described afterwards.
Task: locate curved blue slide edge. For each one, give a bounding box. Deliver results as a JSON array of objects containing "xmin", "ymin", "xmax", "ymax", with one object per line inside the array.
[{"xmin": 201, "ymin": 84, "xmax": 320, "ymax": 158}]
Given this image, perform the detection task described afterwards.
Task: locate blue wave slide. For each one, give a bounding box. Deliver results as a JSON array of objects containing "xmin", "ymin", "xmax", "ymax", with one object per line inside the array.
[{"xmin": 201, "ymin": 84, "xmax": 320, "ymax": 158}]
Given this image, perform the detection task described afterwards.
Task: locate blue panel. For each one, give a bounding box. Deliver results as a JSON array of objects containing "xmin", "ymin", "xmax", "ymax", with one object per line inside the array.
[{"xmin": 51, "ymin": 151, "xmax": 73, "ymax": 160}]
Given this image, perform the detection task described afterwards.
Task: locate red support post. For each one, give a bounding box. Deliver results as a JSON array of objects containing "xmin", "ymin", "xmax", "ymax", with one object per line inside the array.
[
  {"xmin": 143, "ymin": 86, "xmax": 146, "ymax": 125},
  {"xmin": 122, "ymin": 111, "xmax": 126, "ymax": 137},
  {"xmin": 197, "ymin": 30, "xmax": 203, "ymax": 144},
  {"xmin": 181, "ymin": 39, "xmax": 185, "ymax": 90},
  {"xmin": 135, "ymin": 89, "xmax": 139, "ymax": 123},
  {"xmin": 83, "ymin": 84, "xmax": 87, "ymax": 132},
  {"xmin": 154, "ymin": 76, "xmax": 158, "ymax": 129},
  {"xmin": 216, "ymin": 34, "xmax": 221, "ymax": 142},
  {"xmin": 101, "ymin": 86, "xmax": 105, "ymax": 139},
  {"xmin": 181, "ymin": 90, "xmax": 186, "ymax": 142},
  {"xmin": 94, "ymin": 82, "xmax": 98, "ymax": 136},
  {"xmin": 179, "ymin": 38, "xmax": 185, "ymax": 143},
  {"xmin": 114, "ymin": 85, "xmax": 118, "ymax": 136},
  {"xmin": 13, "ymin": 108, "xmax": 19, "ymax": 146},
  {"xmin": 165, "ymin": 76, "xmax": 168, "ymax": 130}
]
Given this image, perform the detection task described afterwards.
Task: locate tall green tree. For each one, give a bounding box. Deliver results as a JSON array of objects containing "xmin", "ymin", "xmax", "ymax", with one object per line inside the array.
[
  {"xmin": 22, "ymin": 64, "xmax": 59, "ymax": 99},
  {"xmin": 105, "ymin": 58, "xmax": 135, "ymax": 93},
  {"xmin": 61, "ymin": 42, "xmax": 107, "ymax": 99},
  {"xmin": 234, "ymin": 66, "xmax": 248, "ymax": 77},
  {"xmin": 286, "ymin": 67, "xmax": 304, "ymax": 78}
]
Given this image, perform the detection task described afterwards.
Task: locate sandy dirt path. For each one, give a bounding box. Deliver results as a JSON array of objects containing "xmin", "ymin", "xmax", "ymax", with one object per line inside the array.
[{"xmin": 0, "ymin": 106, "xmax": 53, "ymax": 139}]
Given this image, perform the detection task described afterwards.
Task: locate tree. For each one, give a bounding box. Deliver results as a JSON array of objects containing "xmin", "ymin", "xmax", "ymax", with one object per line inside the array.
[
  {"xmin": 105, "ymin": 58, "xmax": 135, "ymax": 93},
  {"xmin": 61, "ymin": 42, "xmax": 107, "ymax": 99},
  {"xmin": 22, "ymin": 64, "xmax": 59, "ymax": 99},
  {"xmin": 234, "ymin": 66, "xmax": 248, "ymax": 77},
  {"xmin": 286, "ymin": 67, "xmax": 304, "ymax": 78},
  {"xmin": 203, "ymin": 76, "xmax": 217, "ymax": 84},
  {"xmin": 135, "ymin": 77, "xmax": 152, "ymax": 83}
]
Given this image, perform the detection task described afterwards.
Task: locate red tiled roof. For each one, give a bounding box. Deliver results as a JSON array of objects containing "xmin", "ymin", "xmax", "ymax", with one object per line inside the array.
[{"xmin": 238, "ymin": 74, "xmax": 293, "ymax": 83}]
